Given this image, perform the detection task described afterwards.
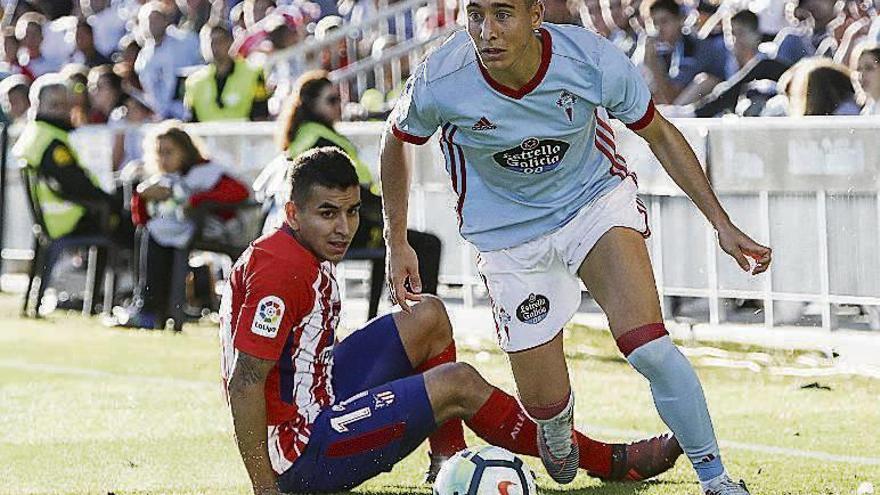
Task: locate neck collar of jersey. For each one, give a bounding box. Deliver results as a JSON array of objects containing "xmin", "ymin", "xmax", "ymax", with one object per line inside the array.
[{"xmin": 477, "ymin": 27, "xmax": 551, "ymax": 100}]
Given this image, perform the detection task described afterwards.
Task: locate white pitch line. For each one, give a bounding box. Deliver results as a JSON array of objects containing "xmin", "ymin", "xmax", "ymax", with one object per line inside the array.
[
  {"xmin": 583, "ymin": 425, "xmax": 880, "ymax": 466},
  {"xmin": 3, "ymin": 359, "xmax": 880, "ymax": 466}
]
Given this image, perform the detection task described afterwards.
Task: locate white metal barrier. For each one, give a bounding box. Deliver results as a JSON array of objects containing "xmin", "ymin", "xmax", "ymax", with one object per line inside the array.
[{"xmin": 3, "ymin": 116, "xmax": 880, "ymax": 330}]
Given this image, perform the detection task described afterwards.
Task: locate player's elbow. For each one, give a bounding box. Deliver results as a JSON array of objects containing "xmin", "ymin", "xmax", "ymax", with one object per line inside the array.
[{"xmin": 635, "ymin": 111, "xmax": 676, "ymax": 146}]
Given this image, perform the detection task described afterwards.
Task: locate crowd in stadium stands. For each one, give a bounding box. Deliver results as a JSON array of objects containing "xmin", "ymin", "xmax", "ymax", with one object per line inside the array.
[
  {"xmin": 0, "ymin": 0, "xmax": 878, "ymax": 131},
  {"xmin": 2, "ymin": 0, "xmax": 879, "ymax": 326}
]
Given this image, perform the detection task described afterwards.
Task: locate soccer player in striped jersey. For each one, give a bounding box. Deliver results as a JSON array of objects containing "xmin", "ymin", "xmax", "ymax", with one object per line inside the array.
[
  {"xmin": 380, "ymin": 0, "xmax": 771, "ymax": 493},
  {"xmin": 220, "ymin": 147, "xmax": 682, "ymax": 495}
]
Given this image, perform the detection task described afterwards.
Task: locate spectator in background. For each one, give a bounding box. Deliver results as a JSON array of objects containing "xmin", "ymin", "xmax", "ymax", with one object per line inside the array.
[
  {"xmin": 113, "ymin": 90, "xmax": 158, "ymax": 170},
  {"xmin": 61, "ymin": 63, "xmax": 95, "ymax": 125},
  {"xmin": 124, "ymin": 122, "xmax": 249, "ymax": 329},
  {"xmin": 635, "ymin": 0, "xmax": 732, "ymax": 104},
  {"xmin": 315, "ymin": 15, "xmax": 348, "ymax": 70},
  {"xmin": 1, "ymin": 26, "xmax": 29, "ymax": 78},
  {"xmin": 72, "ymin": 19, "xmax": 112, "ymax": 67},
  {"xmin": 543, "ymin": 0, "xmax": 581, "ymax": 25},
  {"xmin": 775, "ymin": 0, "xmax": 839, "ymax": 64},
  {"xmin": 183, "ymin": 23, "xmax": 271, "ymax": 121},
  {"xmin": 80, "ymin": 0, "xmax": 128, "ymax": 58},
  {"xmin": 787, "ymin": 57, "xmax": 860, "ymax": 114},
  {"xmin": 16, "ymin": 12, "xmax": 57, "ymax": 77},
  {"xmin": 0, "ymin": 74, "xmax": 31, "ymax": 126},
  {"xmin": 88, "ymin": 64, "xmax": 125, "ymax": 123},
  {"xmin": 134, "ymin": 1, "xmax": 203, "ymax": 118},
  {"xmin": 177, "ymin": 0, "xmax": 218, "ymax": 33},
  {"xmin": 244, "ymin": 0, "xmax": 276, "ymax": 29},
  {"xmin": 854, "ymin": 43, "xmax": 880, "ymax": 114},
  {"xmin": 114, "ymin": 34, "xmax": 143, "ymax": 92},
  {"xmin": 602, "ymin": 0, "xmax": 640, "ymax": 57},
  {"xmin": 229, "ymin": 1, "xmax": 247, "ymax": 36},
  {"xmin": 691, "ymin": 9, "xmax": 790, "ymax": 116}
]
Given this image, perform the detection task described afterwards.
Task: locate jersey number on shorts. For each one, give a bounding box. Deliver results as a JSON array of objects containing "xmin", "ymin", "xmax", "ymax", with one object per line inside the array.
[{"xmin": 330, "ymin": 407, "xmax": 372, "ymax": 433}]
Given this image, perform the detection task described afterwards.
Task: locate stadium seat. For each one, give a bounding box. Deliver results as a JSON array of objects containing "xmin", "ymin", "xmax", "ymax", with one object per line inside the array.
[{"xmin": 19, "ymin": 168, "xmax": 118, "ymax": 318}]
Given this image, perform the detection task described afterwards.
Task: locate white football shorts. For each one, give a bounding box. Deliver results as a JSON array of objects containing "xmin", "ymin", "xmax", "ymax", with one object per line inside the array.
[{"xmin": 477, "ymin": 177, "xmax": 650, "ymax": 352}]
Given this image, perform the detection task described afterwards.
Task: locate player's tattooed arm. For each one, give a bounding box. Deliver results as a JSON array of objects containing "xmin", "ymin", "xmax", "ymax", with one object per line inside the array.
[{"xmin": 228, "ymin": 352, "xmax": 280, "ymax": 495}]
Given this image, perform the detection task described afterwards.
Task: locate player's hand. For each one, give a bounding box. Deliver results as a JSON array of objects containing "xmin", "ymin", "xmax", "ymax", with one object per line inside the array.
[
  {"xmin": 252, "ymin": 486, "xmax": 283, "ymax": 495},
  {"xmin": 387, "ymin": 240, "xmax": 423, "ymax": 313},
  {"xmin": 138, "ymin": 184, "xmax": 172, "ymax": 202},
  {"xmin": 716, "ymin": 222, "xmax": 772, "ymax": 275}
]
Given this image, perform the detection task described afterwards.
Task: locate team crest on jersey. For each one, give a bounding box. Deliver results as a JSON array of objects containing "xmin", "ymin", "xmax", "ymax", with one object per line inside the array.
[
  {"xmin": 516, "ymin": 293, "xmax": 550, "ymax": 324},
  {"xmin": 251, "ymin": 295, "xmax": 284, "ymax": 337},
  {"xmin": 556, "ymin": 90, "xmax": 577, "ymax": 123},
  {"xmin": 493, "ymin": 137, "xmax": 570, "ymax": 175},
  {"xmin": 373, "ymin": 390, "xmax": 396, "ymax": 409}
]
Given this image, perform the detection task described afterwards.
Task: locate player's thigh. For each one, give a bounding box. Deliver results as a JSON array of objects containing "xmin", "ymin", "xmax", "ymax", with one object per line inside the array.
[
  {"xmin": 332, "ymin": 314, "xmax": 414, "ymax": 399},
  {"xmin": 577, "ymin": 226, "xmax": 663, "ymax": 338},
  {"xmin": 277, "ymin": 375, "xmax": 436, "ymax": 493}
]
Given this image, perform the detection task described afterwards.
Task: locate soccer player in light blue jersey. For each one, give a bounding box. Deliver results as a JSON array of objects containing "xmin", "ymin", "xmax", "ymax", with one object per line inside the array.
[{"xmin": 379, "ymin": 0, "xmax": 772, "ymax": 493}]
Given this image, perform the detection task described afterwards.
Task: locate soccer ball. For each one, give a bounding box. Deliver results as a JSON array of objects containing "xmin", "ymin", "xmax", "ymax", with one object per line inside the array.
[{"xmin": 432, "ymin": 446, "xmax": 537, "ymax": 495}]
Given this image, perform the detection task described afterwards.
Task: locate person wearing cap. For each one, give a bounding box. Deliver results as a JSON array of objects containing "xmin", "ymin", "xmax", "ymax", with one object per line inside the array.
[{"xmin": 184, "ymin": 22, "xmax": 270, "ymax": 122}]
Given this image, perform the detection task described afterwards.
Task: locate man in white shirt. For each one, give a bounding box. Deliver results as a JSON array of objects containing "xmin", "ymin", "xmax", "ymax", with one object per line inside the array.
[
  {"xmin": 80, "ymin": 0, "xmax": 128, "ymax": 58},
  {"xmin": 134, "ymin": 1, "xmax": 203, "ymax": 119}
]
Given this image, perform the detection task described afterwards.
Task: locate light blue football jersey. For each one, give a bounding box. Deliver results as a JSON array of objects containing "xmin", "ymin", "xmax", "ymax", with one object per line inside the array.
[{"xmin": 390, "ymin": 23, "xmax": 655, "ymax": 251}]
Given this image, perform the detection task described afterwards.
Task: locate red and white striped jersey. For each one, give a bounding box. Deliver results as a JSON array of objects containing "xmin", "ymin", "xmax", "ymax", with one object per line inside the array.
[{"xmin": 220, "ymin": 226, "xmax": 341, "ymax": 473}]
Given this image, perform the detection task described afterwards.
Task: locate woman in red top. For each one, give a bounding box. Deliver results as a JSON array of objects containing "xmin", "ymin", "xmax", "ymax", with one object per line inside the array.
[{"xmin": 125, "ymin": 123, "xmax": 249, "ymax": 329}]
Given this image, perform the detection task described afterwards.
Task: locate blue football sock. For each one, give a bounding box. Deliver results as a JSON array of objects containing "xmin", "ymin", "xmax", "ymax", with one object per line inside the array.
[{"xmin": 626, "ymin": 336, "xmax": 724, "ymax": 478}]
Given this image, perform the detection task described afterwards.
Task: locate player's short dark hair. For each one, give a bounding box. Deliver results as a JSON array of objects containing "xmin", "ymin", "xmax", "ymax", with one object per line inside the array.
[
  {"xmin": 730, "ymin": 9, "xmax": 759, "ymax": 32},
  {"xmin": 286, "ymin": 147, "xmax": 359, "ymax": 205},
  {"xmin": 644, "ymin": 0, "xmax": 682, "ymax": 17}
]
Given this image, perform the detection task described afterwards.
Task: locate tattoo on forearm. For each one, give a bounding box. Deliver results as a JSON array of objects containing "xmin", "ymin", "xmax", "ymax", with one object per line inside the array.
[{"xmin": 235, "ymin": 354, "xmax": 268, "ymax": 388}]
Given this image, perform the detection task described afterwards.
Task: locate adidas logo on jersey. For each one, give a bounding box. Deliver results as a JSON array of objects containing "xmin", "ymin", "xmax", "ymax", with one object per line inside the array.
[{"xmin": 472, "ymin": 116, "xmax": 497, "ymax": 130}]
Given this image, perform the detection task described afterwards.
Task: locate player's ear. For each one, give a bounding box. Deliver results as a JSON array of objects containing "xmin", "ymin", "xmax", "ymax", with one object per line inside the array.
[
  {"xmin": 284, "ymin": 200, "xmax": 300, "ymax": 230},
  {"xmin": 531, "ymin": 0, "xmax": 545, "ymax": 28}
]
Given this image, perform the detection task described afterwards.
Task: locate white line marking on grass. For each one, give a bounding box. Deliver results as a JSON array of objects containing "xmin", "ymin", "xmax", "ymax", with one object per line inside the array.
[
  {"xmin": 4, "ymin": 359, "xmax": 880, "ymax": 467},
  {"xmin": 585, "ymin": 425, "xmax": 880, "ymax": 466},
  {"xmin": 0, "ymin": 359, "xmax": 215, "ymax": 389}
]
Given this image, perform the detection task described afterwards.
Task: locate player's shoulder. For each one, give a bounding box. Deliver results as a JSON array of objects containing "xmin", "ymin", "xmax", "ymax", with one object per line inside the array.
[
  {"xmin": 417, "ymin": 29, "xmax": 478, "ymax": 84},
  {"xmin": 544, "ymin": 22, "xmax": 614, "ymax": 66},
  {"xmin": 245, "ymin": 229, "xmax": 320, "ymax": 282}
]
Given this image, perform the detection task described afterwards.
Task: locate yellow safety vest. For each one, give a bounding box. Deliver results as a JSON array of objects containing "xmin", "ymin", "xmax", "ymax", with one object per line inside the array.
[
  {"xmin": 12, "ymin": 120, "xmax": 100, "ymax": 238},
  {"xmin": 287, "ymin": 122, "xmax": 379, "ymax": 195},
  {"xmin": 184, "ymin": 59, "xmax": 264, "ymax": 121}
]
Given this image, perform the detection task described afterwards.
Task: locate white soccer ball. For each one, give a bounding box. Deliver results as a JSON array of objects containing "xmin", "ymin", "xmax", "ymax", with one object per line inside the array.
[{"xmin": 432, "ymin": 446, "xmax": 537, "ymax": 495}]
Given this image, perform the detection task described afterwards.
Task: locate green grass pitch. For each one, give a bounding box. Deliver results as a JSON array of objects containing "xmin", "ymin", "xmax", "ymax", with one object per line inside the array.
[{"xmin": 0, "ymin": 293, "xmax": 878, "ymax": 494}]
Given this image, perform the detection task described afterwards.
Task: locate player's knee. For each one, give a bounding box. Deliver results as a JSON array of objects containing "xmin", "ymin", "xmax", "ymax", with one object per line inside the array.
[
  {"xmin": 413, "ymin": 295, "xmax": 452, "ymax": 342},
  {"xmin": 626, "ymin": 335, "xmax": 678, "ymax": 379}
]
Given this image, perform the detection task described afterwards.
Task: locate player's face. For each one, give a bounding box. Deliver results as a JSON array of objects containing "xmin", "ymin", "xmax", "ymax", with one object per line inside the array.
[
  {"xmin": 466, "ymin": 0, "xmax": 544, "ymax": 72},
  {"xmin": 286, "ymin": 185, "xmax": 361, "ymax": 263}
]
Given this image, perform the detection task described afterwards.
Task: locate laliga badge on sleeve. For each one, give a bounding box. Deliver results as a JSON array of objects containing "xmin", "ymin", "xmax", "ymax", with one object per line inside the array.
[{"xmin": 251, "ymin": 295, "xmax": 285, "ymax": 338}]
